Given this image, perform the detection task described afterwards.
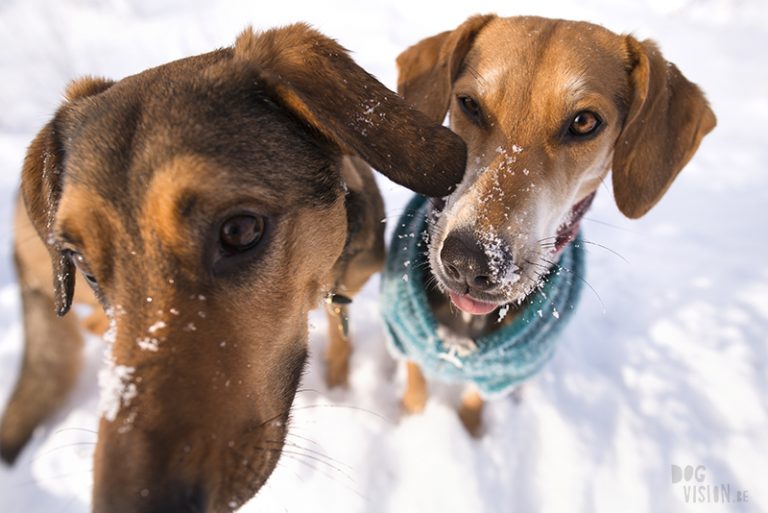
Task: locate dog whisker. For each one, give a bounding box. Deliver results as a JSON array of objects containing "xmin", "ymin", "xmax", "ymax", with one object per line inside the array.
[
  {"xmin": 288, "ymin": 404, "xmax": 394, "ymax": 425},
  {"xmin": 28, "ymin": 442, "xmax": 97, "ymax": 466},
  {"xmin": 280, "ymin": 449, "xmax": 356, "ymax": 483},
  {"xmin": 582, "ymin": 216, "xmax": 637, "ymax": 233},
  {"xmin": 282, "ymin": 431, "xmax": 322, "ymax": 449},
  {"xmin": 254, "ymin": 446, "xmax": 363, "ymax": 499},
  {"xmin": 540, "ymin": 257, "xmax": 606, "ymax": 313},
  {"xmin": 465, "ymin": 64, "xmax": 489, "ymax": 87},
  {"xmin": 263, "ymin": 439, "xmax": 354, "ymax": 474},
  {"xmin": 14, "ymin": 467, "xmax": 94, "ymax": 489},
  {"xmin": 280, "ymin": 452, "xmax": 367, "ymax": 501},
  {"xmin": 578, "ymin": 239, "xmax": 630, "ymax": 263},
  {"xmin": 52, "ymin": 427, "xmax": 99, "ymax": 436}
]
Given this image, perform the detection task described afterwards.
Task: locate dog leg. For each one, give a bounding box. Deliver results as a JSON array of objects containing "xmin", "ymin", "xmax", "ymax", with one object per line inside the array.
[
  {"xmin": 325, "ymin": 302, "xmax": 351, "ymax": 388},
  {"xmin": 0, "ymin": 270, "xmax": 84, "ymax": 464},
  {"xmin": 458, "ymin": 387, "xmax": 485, "ymax": 437},
  {"xmin": 401, "ymin": 361, "xmax": 428, "ymax": 414}
]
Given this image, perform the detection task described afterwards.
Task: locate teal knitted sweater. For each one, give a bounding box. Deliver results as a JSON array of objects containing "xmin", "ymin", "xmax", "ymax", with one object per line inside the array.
[{"xmin": 380, "ymin": 194, "xmax": 585, "ymax": 398}]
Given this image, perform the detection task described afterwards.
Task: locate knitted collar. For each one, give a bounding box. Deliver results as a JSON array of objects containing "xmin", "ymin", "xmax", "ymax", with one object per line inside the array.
[{"xmin": 380, "ymin": 194, "xmax": 586, "ymax": 398}]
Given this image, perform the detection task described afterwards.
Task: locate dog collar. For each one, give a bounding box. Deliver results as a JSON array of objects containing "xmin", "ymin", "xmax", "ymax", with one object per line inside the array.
[{"xmin": 380, "ymin": 194, "xmax": 585, "ymax": 399}]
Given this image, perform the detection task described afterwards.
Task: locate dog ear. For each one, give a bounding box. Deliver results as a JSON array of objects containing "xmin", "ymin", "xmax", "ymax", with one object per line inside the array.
[
  {"xmin": 21, "ymin": 76, "xmax": 114, "ymax": 315},
  {"xmin": 234, "ymin": 24, "xmax": 467, "ymax": 198},
  {"xmin": 396, "ymin": 15, "xmax": 495, "ymax": 123},
  {"xmin": 612, "ymin": 37, "xmax": 716, "ymax": 219}
]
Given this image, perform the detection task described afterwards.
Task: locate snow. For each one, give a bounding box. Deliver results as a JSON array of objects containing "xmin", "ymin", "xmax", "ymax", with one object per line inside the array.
[
  {"xmin": 97, "ymin": 312, "xmax": 137, "ymax": 422},
  {"xmin": 1, "ymin": 1, "xmax": 767, "ymax": 512}
]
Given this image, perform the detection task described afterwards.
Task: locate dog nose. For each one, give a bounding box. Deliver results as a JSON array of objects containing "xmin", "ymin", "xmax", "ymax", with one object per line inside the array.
[
  {"xmin": 440, "ymin": 231, "xmax": 494, "ymax": 291},
  {"xmin": 116, "ymin": 484, "xmax": 207, "ymax": 513},
  {"xmin": 146, "ymin": 485, "xmax": 207, "ymax": 513}
]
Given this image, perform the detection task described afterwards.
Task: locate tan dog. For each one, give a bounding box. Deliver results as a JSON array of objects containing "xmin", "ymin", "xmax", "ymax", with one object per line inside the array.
[
  {"xmin": 0, "ymin": 24, "xmax": 467, "ymax": 512},
  {"xmin": 395, "ymin": 15, "xmax": 715, "ymax": 434}
]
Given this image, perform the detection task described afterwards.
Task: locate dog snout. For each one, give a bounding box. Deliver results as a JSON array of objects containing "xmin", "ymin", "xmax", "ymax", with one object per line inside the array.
[
  {"xmin": 142, "ymin": 484, "xmax": 207, "ymax": 513},
  {"xmin": 440, "ymin": 230, "xmax": 495, "ymax": 292},
  {"xmin": 95, "ymin": 482, "xmax": 207, "ymax": 513}
]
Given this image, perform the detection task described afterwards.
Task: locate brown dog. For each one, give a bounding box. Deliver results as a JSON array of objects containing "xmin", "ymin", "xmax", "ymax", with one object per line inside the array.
[
  {"xmin": 395, "ymin": 15, "xmax": 715, "ymax": 434},
  {"xmin": 0, "ymin": 24, "xmax": 467, "ymax": 512}
]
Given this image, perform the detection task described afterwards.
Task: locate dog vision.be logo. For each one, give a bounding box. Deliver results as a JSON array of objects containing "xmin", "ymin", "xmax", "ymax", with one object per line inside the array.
[{"xmin": 671, "ymin": 465, "xmax": 750, "ymax": 505}]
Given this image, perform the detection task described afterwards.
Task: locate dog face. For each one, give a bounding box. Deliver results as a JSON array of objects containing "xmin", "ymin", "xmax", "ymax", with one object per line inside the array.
[
  {"xmin": 19, "ymin": 25, "xmax": 467, "ymax": 513},
  {"xmin": 397, "ymin": 15, "xmax": 716, "ymax": 313}
]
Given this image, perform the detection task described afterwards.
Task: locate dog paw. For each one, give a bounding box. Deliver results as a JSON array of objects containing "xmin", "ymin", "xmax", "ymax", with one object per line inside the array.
[
  {"xmin": 458, "ymin": 389, "xmax": 485, "ymax": 437},
  {"xmin": 458, "ymin": 406, "xmax": 484, "ymax": 438},
  {"xmin": 401, "ymin": 389, "xmax": 427, "ymax": 414}
]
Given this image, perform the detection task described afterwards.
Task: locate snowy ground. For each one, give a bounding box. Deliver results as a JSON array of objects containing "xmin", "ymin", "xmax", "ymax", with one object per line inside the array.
[{"xmin": 1, "ymin": 0, "xmax": 767, "ymax": 512}]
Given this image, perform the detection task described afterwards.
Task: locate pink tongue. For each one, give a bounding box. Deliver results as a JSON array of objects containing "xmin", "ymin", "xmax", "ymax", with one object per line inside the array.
[{"xmin": 449, "ymin": 292, "xmax": 498, "ymax": 315}]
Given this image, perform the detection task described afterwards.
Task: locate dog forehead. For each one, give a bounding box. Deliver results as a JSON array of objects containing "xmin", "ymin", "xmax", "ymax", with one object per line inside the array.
[
  {"xmin": 465, "ymin": 17, "xmax": 629, "ymax": 105},
  {"xmin": 62, "ymin": 69, "xmax": 340, "ymax": 213}
]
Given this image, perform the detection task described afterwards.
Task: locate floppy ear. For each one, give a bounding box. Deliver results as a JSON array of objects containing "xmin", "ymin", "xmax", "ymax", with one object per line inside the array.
[
  {"xmin": 233, "ymin": 24, "xmax": 467, "ymax": 198},
  {"xmin": 396, "ymin": 15, "xmax": 495, "ymax": 123},
  {"xmin": 21, "ymin": 76, "xmax": 114, "ymax": 315},
  {"xmin": 612, "ymin": 37, "xmax": 716, "ymax": 218}
]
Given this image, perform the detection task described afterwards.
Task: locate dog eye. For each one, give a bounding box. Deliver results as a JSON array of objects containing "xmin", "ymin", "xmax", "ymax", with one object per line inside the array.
[
  {"xmin": 220, "ymin": 215, "xmax": 265, "ymax": 252},
  {"xmin": 66, "ymin": 250, "xmax": 98, "ymax": 286},
  {"xmin": 457, "ymin": 95, "xmax": 483, "ymax": 123},
  {"xmin": 568, "ymin": 111, "xmax": 602, "ymax": 136}
]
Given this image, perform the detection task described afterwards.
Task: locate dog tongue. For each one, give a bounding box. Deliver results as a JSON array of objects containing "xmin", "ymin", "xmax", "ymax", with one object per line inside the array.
[{"xmin": 449, "ymin": 292, "xmax": 498, "ymax": 315}]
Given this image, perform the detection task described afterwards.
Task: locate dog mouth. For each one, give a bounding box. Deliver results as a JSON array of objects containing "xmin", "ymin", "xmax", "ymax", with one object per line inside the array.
[
  {"xmin": 430, "ymin": 192, "xmax": 595, "ymax": 317},
  {"xmin": 447, "ymin": 291, "xmax": 500, "ymax": 315},
  {"xmin": 553, "ymin": 192, "xmax": 595, "ymax": 252}
]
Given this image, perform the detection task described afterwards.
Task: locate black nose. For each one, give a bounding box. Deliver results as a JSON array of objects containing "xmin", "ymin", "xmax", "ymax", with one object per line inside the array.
[
  {"xmin": 440, "ymin": 230, "xmax": 495, "ymax": 291},
  {"xmin": 140, "ymin": 484, "xmax": 207, "ymax": 513}
]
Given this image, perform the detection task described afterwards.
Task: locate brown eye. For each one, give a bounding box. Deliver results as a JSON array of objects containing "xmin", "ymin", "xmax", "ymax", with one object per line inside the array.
[
  {"xmin": 457, "ymin": 95, "xmax": 482, "ymax": 123},
  {"xmin": 220, "ymin": 215, "xmax": 265, "ymax": 252},
  {"xmin": 569, "ymin": 111, "xmax": 602, "ymax": 136},
  {"xmin": 66, "ymin": 250, "xmax": 98, "ymax": 285}
]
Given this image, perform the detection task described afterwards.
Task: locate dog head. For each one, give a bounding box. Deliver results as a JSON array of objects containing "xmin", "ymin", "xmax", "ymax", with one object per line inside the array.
[
  {"xmin": 21, "ymin": 24, "xmax": 466, "ymax": 512},
  {"xmin": 397, "ymin": 15, "xmax": 716, "ymax": 313}
]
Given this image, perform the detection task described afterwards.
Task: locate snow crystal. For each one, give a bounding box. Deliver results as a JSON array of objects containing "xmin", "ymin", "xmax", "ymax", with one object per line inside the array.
[
  {"xmin": 147, "ymin": 320, "xmax": 166, "ymax": 334},
  {"xmin": 478, "ymin": 230, "xmax": 521, "ymax": 290},
  {"xmin": 497, "ymin": 304, "xmax": 510, "ymax": 323},
  {"xmin": 98, "ymin": 309, "xmax": 139, "ymax": 421},
  {"xmin": 98, "ymin": 363, "xmax": 137, "ymax": 422},
  {"xmin": 136, "ymin": 337, "xmax": 159, "ymax": 351}
]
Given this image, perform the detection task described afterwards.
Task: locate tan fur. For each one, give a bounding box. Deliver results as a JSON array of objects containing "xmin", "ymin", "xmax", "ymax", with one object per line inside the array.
[
  {"xmin": 458, "ymin": 388, "xmax": 484, "ymax": 437},
  {"xmin": 396, "ymin": 15, "xmax": 715, "ymax": 433},
  {"xmin": 0, "ymin": 24, "xmax": 467, "ymax": 512},
  {"xmin": 402, "ymin": 361, "xmax": 428, "ymax": 414}
]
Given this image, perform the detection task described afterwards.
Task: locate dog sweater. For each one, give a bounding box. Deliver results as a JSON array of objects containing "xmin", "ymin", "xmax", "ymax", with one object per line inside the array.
[{"xmin": 380, "ymin": 194, "xmax": 585, "ymax": 399}]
